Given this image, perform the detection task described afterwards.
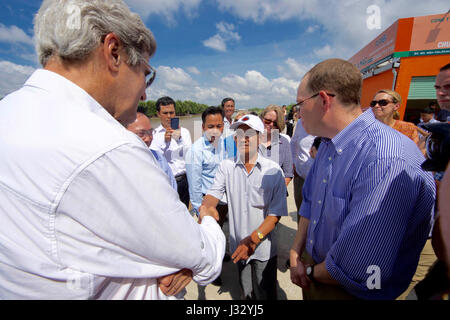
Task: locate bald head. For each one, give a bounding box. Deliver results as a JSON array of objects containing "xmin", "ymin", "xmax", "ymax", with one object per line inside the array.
[{"xmin": 126, "ymin": 112, "xmax": 153, "ymax": 147}]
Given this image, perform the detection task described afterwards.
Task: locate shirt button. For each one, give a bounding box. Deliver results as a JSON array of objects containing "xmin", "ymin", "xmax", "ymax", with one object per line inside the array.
[
  {"xmin": 328, "ymin": 157, "xmax": 332, "ymax": 161},
  {"xmin": 323, "ymin": 179, "xmax": 327, "ymax": 183},
  {"xmin": 318, "ymin": 200, "xmax": 322, "ymax": 204},
  {"xmin": 338, "ymin": 149, "xmax": 343, "ymax": 154},
  {"xmin": 310, "ymin": 240, "xmax": 313, "ymax": 244},
  {"xmin": 313, "ymin": 220, "xmax": 317, "ymax": 224},
  {"xmin": 200, "ymin": 242, "xmax": 205, "ymax": 249}
]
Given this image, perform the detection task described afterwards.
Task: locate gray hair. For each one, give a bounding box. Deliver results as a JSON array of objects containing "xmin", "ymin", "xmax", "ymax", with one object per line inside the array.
[{"xmin": 34, "ymin": 0, "xmax": 156, "ymax": 67}]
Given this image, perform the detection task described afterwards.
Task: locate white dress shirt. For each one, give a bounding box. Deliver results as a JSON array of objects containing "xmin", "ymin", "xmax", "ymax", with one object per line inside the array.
[
  {"xmin": 0, "ymin": 69, "xmax": 225, "ymax": 299},
  {"xmin": 290, "ymin": 120, "xmax": 315, "ymax": 179},
  {"xmin": 150, "ymin": 125, "xmax": 192, "ymax": 177},
  {"xmin": 223, "ymin": 117, "xmax": 235, "ymax": 137},
  {"xmin": 207, "ymin": 155, "xmax": 288, "ymax": 263}
]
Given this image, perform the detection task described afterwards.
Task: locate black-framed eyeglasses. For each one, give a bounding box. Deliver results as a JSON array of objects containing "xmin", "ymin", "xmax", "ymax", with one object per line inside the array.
[
  {"xmin": 142, "ymin": 61, "xmax": 156, "ymax": 89},
  {"xmin": 370, "ymin": 99, "xmax": 393, "ymax": 108},
  {"xmin": 293, "ymin": 92, "xmax": 335, "ymax": 108}
]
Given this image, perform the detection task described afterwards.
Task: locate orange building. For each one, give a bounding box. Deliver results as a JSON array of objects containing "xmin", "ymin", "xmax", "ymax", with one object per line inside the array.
[{"xmin": 349, "ymin": 12, "xmax": 450, "ymax": 123}]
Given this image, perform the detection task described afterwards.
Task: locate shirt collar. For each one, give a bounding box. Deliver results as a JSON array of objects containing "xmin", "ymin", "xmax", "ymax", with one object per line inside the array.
[
  {"xmin": 155, "ymin": 124, "xmax": 166, "ymax": 133},
  {"xmin": 331, "ymin": 108, "xmax": 376, "ymax": 154},
  {"xmin": 235, "ymin": 153, "xmax": 263, "ymax": 169},
  {"xmin": 259, "ymin": 135, "xmax": 283, "ymax": 151},
  {"xmin": 25, "ymin": 69, "xmax": 124, "ymax": 131},
  {"xmin": 202, "ymin": 134, "xmax": 224, "ymax": 149}
]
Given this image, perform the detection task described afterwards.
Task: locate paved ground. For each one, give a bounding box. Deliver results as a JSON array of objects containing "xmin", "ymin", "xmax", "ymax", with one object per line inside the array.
[{"xmin": 185, "ymin": 182, "xmax": 304, "ymax": 300}]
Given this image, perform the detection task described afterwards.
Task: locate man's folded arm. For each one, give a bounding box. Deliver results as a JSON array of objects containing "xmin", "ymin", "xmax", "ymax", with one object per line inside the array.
[{"xmin": 56, "ymin": 143, "xmax": 225, "ymax": 285}]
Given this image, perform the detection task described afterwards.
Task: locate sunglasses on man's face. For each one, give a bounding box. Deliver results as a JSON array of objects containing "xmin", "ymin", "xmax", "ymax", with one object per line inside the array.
[{"xmin": 370, "ymin": 99, "xmax": 393, "ymax": 108}]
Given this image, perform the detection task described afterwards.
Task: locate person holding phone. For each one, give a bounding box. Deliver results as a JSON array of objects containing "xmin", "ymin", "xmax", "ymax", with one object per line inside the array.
[{"xmin": 151, "ymin": 96, "xmax": 192, "ymax": 208}]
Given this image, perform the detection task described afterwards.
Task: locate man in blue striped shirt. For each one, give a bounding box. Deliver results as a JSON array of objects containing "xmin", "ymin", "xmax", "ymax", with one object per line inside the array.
[{"xmin": 289, "ymin": 58, "xmax": 436, "ymax": 300}]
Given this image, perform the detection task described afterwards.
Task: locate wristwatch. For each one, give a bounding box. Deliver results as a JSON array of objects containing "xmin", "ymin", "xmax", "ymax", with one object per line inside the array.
[
  {"xmin": 256, "ymin": 230, "xmax": 264, "ymax": 241},
  {"xmin": 306, "ymin": 264, "xmax": 315, "ymax": 281}
]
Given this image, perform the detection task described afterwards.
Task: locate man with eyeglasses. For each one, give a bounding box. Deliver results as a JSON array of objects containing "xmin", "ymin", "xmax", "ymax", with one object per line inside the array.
[
  {"xmin": 127, "ymin": 112, "xmax": 177, "ymax": 190},
  {"xmin": 151, "ymin": 96, "xmax": 192, "ymax": 208},
  {"xmin": 289, "ymin": 58, "xmax": 435, "ymax": 300}
]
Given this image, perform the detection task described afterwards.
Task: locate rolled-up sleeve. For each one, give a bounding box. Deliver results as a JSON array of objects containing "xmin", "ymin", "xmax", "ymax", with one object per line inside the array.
[
  {"xmin": 298, "ymin": 159, "xmax": 317, "ymax": 219},
  {"xmin": 267, "ymin": 170, "xmax": 288, "ymax": 217},
  {"xmin": 281, "ymin": 139, "xmax": 294, "ymax": 178},
  {"xmin": 205, "ymin": 160, "xmax": 227, "ymax": 201},
  {"xmin": 56, "ymin": 143, "xmax": 225, "ymax": 286}
]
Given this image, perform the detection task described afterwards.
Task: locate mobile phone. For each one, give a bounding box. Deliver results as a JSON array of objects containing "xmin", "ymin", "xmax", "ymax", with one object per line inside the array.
[{"xmin": 170, "ymin": 117, "xmax": 180, "ymax": 130}]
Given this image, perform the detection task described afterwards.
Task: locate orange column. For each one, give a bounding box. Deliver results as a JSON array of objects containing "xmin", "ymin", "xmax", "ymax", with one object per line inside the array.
[{"xmin": 361, "ymin": 70, "xmax": 395, "ymax": 109}]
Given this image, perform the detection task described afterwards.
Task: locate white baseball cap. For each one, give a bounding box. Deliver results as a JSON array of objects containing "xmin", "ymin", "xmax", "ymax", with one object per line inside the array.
[{"xmin": 230, "ymin": 114, "xmax": 265, "ymax": 133}]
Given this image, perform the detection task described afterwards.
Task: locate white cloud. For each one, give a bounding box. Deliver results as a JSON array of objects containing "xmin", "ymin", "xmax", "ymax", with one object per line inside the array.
[
  {"xmin": 222, "ymin": 71, "xmax": 271, "ymax": 92},
  {"xmin": 203, "ymin": 22, "xmax": 241, "ymax": 52},
  {"xmin": 0, "ymin": 24, "xmax": 34, "ymax": 46},
  {"xmin": 215, "ymin": 0, "xmax": 450, "ymax": 59},
  {"xmin": 187, "ymin": 66, "xmax": 201, "ymax": 75},
  {"xmin": 151, "ymin": 66, "xmax": 196, "ymax": 93},
  {"xmin": 146, "ymin": 65, "xmax": 298, "ymax": 108},
  {"xmin": 124, "ymin": 0, "xmax": 201, "ymax": 24},
  {"xmin": 277, "ymin": 58, "xmax": 314, "ymax": 81},
  {"xmin": 305, "ymin": 25, "xmax": 320, "ymax": 34},
  {"xmin": 0, "ymin": 61, "xmax": 35, "ymax": 97},
  {"xmin": 216, "ymin": 0, "xmax": 305, "ymax": 23},
  {"xmin": 313, "ymin": 45, "xmax": 334, "ymax": 58},
  {"xmin": 219, "ymin": 70, "xmax": 298, "ymax": 107},
  {"xmin": 216, "ymin": 22, "xmax": 241, "ymax": 42},
  {"xmin": 203, "ymin": 34, "xmax": 227, "ymax": 52}
]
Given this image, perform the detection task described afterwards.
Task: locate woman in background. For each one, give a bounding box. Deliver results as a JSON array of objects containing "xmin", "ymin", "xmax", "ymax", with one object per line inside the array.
[
  {"xmin": 259, "ymin": 105, "xmax": 293, "ymax": 186},
  {"xmin": 371, "ymin": 89, "xmax": 420, "ymax": 145}
]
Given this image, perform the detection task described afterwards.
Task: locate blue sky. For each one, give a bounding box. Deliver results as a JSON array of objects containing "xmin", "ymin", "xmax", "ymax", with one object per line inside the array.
[{"xmin": 0, "ymin": 0, "xmax": 448, "ymax": 108}]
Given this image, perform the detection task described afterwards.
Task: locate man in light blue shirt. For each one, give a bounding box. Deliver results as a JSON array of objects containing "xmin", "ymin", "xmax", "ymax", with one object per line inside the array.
[
  {"xmin": 289, "ymin": 59, "xmax": 436, "ymax": 300},
  {"xmin": 186, "ymin": 106, "xmax": 236, "ymax": 221}
]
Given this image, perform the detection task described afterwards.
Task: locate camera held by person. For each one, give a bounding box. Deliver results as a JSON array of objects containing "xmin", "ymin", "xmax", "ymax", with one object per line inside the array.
[{"xmin": 421, "ymin": 122, "xmax": 450, "ymax": 173}]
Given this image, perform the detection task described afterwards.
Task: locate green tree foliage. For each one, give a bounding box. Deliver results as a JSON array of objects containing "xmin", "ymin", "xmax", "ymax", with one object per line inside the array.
[
  {"xmin": 138, "ymin": 100, "xmax": 209, "ymax": 118},
  {"xmin": 248, "ymin": 107, "xmax": 263, "ymax": 115}
]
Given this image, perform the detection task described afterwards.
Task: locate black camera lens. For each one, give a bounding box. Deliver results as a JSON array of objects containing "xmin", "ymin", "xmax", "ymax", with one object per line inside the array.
[
  {"xmin": 421, "ymin": 122, "xmax": 450, "ymax": 173},
  {"xmin": 426, "ymin": 135, "xmax": 443, "ymax": 160}
]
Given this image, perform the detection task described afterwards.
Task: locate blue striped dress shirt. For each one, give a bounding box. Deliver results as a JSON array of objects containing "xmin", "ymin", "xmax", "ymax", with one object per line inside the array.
[{"xmin": 299, "ymin": 109, "xmax": 436, "ymax": 299}]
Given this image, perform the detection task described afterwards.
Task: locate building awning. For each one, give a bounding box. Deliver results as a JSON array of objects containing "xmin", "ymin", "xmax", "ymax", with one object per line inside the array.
[{"xmin": 407, "ymin": 76, "xmax": 436, "ymax": 99}]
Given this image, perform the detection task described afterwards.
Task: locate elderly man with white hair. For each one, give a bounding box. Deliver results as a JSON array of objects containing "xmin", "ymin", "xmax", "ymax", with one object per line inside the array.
[{"xmin": 0, "ymin": 0, "xmax": 225, "ymax": 300}]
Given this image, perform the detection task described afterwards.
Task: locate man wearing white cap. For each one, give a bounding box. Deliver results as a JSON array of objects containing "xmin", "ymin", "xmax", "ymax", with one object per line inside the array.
[{"xmin": 201, "ymin": 114, "xmax": 288, "ymax": 300}]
